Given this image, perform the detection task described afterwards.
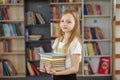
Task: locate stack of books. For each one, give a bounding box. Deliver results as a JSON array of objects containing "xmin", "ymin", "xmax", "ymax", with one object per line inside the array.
[
  {"xmin": 40, "ymin": 52, "xmax": 66, "ymax": 71},
  {"xmin": 29, "ymin": 34, "xmax": 42, "ymax": 41}
]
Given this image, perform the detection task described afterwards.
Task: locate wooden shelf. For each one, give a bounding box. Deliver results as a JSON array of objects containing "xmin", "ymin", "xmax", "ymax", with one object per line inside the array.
[
  {"xmin": 0, "ymin": 36, "xmax": 24, "ymax": 39},
  {"xmin": 116, "ymin": 38, "xmax": 120, "ymax": 42},
  {"xmin": 0, "ymin": 20, "xmax": 24, "ymax": 22},
  {"xmin": 83, "ymin": 74, "xmax": 112, "ymax": 77},
  {"xmin": 50, "ymin": 19, "xmax": 60, "ymax": 22},
  {"xmin": 0, "ymin": 51, "xmax": 25, "ymax": 55},
  {"xmin": 0, "ymin": 3, "xmax": 24, "ymax": 6},
  {"xmin": 116, "ymin": 4, "xmax": 120, "ymax": 8},
  {"xmin": 84, "ymin": 39, "xmax": 111, "ymax": 42},
  {"xmin": 115, "ymin": 70, "xmax": 120, "ymax": 74},
  {"xmin": 25, "ymin": 24, "xmax": 50, "ymax": 27},
  {"xmin": 84, "ymin": 0, "xmax": 109, "ymax": 1},
  {"xmin": 116, "ymin": 21, "xmax": 120, "ymax": 25},
  {"xmin": 84, "ymin": 15, "xmax": 110, "ymax": 18},
  {"xmin": 51, "ymin": 19, "xmax": 82, "ymax": 22},
  {"xmin": 115, "ymin": 54, "xmax": 120, "ymax": 58},
  {"xmin": 50, "ymin": 2, "xmax": 82, "ymax": 5},
  {"xmin": 0, "ymin": 73, "xmax": 25, "ymax": 78},
  {"xmin": 84, "ymin": 55, "xmax": 111, "ymax": 58}
]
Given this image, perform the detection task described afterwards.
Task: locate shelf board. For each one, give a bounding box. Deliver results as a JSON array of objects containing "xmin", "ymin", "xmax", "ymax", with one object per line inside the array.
[
  {"xmin": 83, "ymin": 74, "xmax": 112, "ymax": 77},
  {"xmin": 25, "ymin": 24, "xmax": 50, "ymax": 27},
  {"xmin": 51, "ymin": 37, "xmax": 57, "ymax": 39},
  {"xmin": 84, "ymin": 15, "xmax": 110, "ymax": 18},
  {"xmin": 116, "ymin": 38, "xmax": 120, "ymax": 42},
  {"xmin": 51, "ymin": 19, "xmax": 82, "ymax": 22},
  {"xmin": 50, "ymin": 2, "xmax": 82, "ymax": 5},
  {"xmin": 116, "ymin": 4, "xmax": 120, "ymax": 8},
  {"xmin": 0, "ymin": 3, "xmax": 24, "ymax": 6},
  {"xmin": 84, "ymin": 55, "xmax": 111, "ymax": 58},
  {"xmin": 84, "ymin": 0, "xmax": 109, "ymax": 1},
  {"xmin": 115, "ymin": 54, "xmax": 120, "ymax": 58},
  {"xmin": 84, "ymin": 39, "xmax": 111, "ymax": 42},
  {"xmin": 50, "ymin": 19, "xmax": 60, "ymax": 22},
  {"xmin": 115, "ymin": 70, "xmax": 120, "ymax": 74},
  {"xmin": 116, "ymin": 21, "xmax": 120, "ymax": 25},
  {"xmin": 0, "ymin": 73, "xmax": 25, "ymax": 78},
  {"xmin": 0, "ymin": 36, "xmax": 24, "ymax": 39},
  {"xmin": 26, "ymin": 39, "xmax": 50, "ymax": 43},
  {"xmin": 0, "ymin": 51, "xmax": 25, "ymax": 55},
  {"xmin": 0, "ymin": 20, "xmax": 24, "ymax": 22}
]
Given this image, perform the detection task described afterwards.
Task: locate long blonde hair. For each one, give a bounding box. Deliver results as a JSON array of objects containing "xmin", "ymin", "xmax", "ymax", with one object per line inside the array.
[{"xmin": 54, "ymin": 10, "xmax": 81, "ymax": 54}]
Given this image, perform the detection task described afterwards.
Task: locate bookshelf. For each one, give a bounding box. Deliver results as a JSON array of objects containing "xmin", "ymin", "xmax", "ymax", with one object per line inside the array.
[
  {"xmin": 24, "ymin": 0, "xmax": 51, "ymax": 76},
  {"xmin": 113, "ymin": 0, "xmax": 120, "ymax": 80},
  {"xmin": 0, "ymin": 0, "xmax": 25, "ymax": 78},
  {"xmin": 83, "ymin": 0, "xmax": 113, "ymax": 76}
]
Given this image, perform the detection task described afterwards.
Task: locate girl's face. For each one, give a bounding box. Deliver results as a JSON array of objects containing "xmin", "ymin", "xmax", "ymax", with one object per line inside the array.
[{"xmin": 60, "ymin": 13, "xmax": 75, "ymax": 33}]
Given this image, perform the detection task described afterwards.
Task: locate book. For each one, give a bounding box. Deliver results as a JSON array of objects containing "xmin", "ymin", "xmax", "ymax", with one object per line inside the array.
[
  {"xmin": 87, "ymin": 42, "xmax": 94, "ymax": 56},
  {"xmin": 29, "ymin": 34, "xmax": 42, "ymax": 41},
  {"xmin": 0, "ymin": 61, "xmax": 3, "ymax": 77},
  {"xmin": 40, "ymin": 52, "xmax": 66, "ymax": 58},
  {"xmin": 5, "ymin": 60, "xmax": 17, "ymax": 76},
  {"xmin": 29, "ymin": 62, "xmax": 40, "ymax": 76},
  {"xmin": 27, "ymin": 62, "xmax": 35, "ymax": 76},
  {"xmin": 98, "ymin": 57, "xmax": 110, "ymax": 74},
  {"xmin": 84, "ymin": 60, "xmax": 94, "ymax": 75},
  {"xmin": 95, "ymin": 27, "xmax": 104, "ymax": 39}
]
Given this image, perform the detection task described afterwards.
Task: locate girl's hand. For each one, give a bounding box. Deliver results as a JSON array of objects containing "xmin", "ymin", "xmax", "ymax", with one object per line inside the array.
[
  {"xmin": 50, "ymin": 69, "xmax": 58, "ymax": 75},
  {"xmin": 40, "ymin": 63, "xmax": 46, "ymax": 72},
  {"xmin": 45, "ymin": 64, "xmax": 59, "ymax": 75},
  {"xmin": 46, "ymin": 64, "xmax": 53, "ymax": 74}
]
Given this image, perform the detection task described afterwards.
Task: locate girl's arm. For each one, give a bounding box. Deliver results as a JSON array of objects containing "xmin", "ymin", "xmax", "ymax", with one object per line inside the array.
[{"xmin": 47, "ymin": 54, "xmax": 81, "ymax": 75}]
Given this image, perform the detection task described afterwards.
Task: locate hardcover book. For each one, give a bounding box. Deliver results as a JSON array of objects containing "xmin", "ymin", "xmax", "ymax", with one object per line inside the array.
[
  {"xmin": 98, "ymin": 57, "xmax": 110, "ymax": 74},
  {"xmin": 40, "ymin": 52, "xmax": 66, "ymax": 58}
]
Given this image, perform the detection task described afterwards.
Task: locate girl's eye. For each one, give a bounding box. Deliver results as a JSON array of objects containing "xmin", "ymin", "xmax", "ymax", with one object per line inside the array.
[{"xmin": 67, "ymin": 21, "xmax": 72, "ymax": 23}]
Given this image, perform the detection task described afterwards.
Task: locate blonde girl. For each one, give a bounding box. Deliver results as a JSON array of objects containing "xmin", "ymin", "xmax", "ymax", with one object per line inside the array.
[{"xmin": 40, "ymin": 10, "xmax": 82, "ymax": 80}]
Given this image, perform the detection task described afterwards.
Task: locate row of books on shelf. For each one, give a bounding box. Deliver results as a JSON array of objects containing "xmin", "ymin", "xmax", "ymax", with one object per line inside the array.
[
  {"xmin": 0, "ymin": 7, "xmax": 9, "ymax": 20},
  {"xmin": 84, "ymin": 42, "xmax": 102, "ymax": 56},
  {"xmin": 0, "ymin": 23, "xmax": 22, "ymax": 37},
  {"xmin": 27, "ymin": 62, "xmax": 40, "ymax": 76},
  {"xmin": 0, "ymin": 6, "xmax": 23, "ymax": 20},
  {"xmin": 25, "ymin": 28, "xmax": 42, "ymax": 42},
  {"xmin": 26, "ymin": 11, "xmax": 45, "ymax": 25},
  {"xmin": 0, "ymin": 0, "xmax": 23, "ymax": 4},
  {"xmin": 50, "ymin": 0, "xmax": 81, "ymax": 2},
  {"xmin": 0, "ymin": 39, "xmax": 12, "ymax": 52},
  {"xmin": 50, "ymin": 6, "xmax": 80, "ymax": 20},
  {"xmin": 26, "ymin": 46, "xmax": 44, "ymax": 61},
  {"xmin": 0, "ymin": 59, "xmax": 17, "ymax": 77},
  {"xmin": 40, "ymin": 52, "xmax": 66, "ymax": 71},
  {"xmin": 84, "ymin": 26, "xmax": 104, "ymax": 39},
  {"xmin": 84, "ymin": 4, "xmax": 101, "ymax": 15},
  {"xmin": 84, "ymin": 57, "xmax": 110, "ymax": 75}
]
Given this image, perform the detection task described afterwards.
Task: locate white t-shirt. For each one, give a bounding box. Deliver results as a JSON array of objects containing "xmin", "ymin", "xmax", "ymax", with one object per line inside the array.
[{"xmin": 52, "ymin": 38, "xmax": 82, "ymax": 69}]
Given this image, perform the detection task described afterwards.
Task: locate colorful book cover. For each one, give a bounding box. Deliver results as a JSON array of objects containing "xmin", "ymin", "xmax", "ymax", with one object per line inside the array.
[
  {"xmin": 98, "ymin": 57, "xmax": 110, "ymax": 74},
  {"xmin": 87, "ymin": 42, "xmax": 94, "ymax": 56}
]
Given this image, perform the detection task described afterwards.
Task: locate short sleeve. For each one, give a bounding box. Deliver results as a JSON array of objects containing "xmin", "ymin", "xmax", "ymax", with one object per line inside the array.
[
  {"xmin": 69, "ymin": 38, "xmax": 82, "ymax": 55},
  {"xmin": 52, "ymin": 38, "xmax": 58, "ymax": 49}
]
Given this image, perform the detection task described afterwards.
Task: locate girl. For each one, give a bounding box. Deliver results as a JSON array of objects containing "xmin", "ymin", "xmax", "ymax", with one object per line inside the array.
[{"xmin": 40, "ymin": 10, "xmax": 82, "ymax": 80}]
